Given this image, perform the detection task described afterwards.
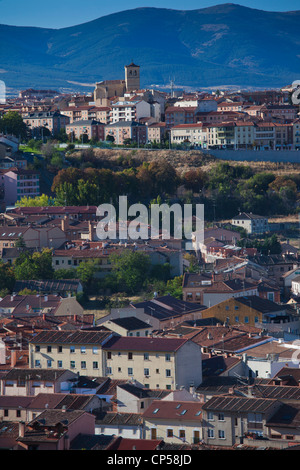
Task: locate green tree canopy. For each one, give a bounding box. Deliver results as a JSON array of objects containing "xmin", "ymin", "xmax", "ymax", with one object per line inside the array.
[
  {"xmin": 14, "ymin": 249, "xmax": 54, "ymax": 281},
  {"xmin": 108, "ymin": 251, "xmax": 151, "ymax": 295},
  {"xmin": 0, "ymin": 111, "xmax": 28, "ymax": 138}
]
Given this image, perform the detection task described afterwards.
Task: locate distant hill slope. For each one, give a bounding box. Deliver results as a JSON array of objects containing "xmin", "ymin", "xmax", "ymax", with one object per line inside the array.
[{"xmin": 1, "ymin": 4, "xmax": 300, "ymax": 92}]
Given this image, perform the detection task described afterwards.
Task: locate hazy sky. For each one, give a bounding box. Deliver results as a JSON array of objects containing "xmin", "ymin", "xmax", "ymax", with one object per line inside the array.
[{"xmin": 0, "ymin": 0, "xmax": 300, "ymax": 28}]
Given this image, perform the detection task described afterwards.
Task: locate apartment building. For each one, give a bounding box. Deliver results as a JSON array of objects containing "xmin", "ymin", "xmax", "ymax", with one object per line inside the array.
[
  {"xmin": 60, "ymin": 105, "xmax": 111, "ymax": 125},
  {"xmin": 182, "ymin": 275, "xmax": 259, "ymax": 307},
  {"xmin": 231, "ymin": 212, "xmax": 269, "ymax": 234},
  {"xmin": 265, "ymin": 104, "xmax": 299, "ymax": 121},
  {"xmin": 170, "ymin": 123, "xmax": 207, "ymax": 147},
  {"xmin": 142, "ymin": 400, "xmax": 203, "ymax": 444},
  {"xmin": 23, "ymin": 111, "xmax": 69, "ymax": 136},
  {"xmin": 0, "ymin": 368, "xmax": 76, "ymax": 396},
  {"xmin": 103, "ymin": 336, "xmax": 203, "ymax": 391},
  {"xmin": 254, "ymin": 122, "xmax": 275, "ymax": 149},
  {"xmin": 200, "ymin": 295, "xmax": 292, "ymax": 328},
  {"xmin": 3, "ymin": 168, "xmax": 40, "ymax": 205},
  {"xmin": 110, "ymin": 100, "xmax": 151, "ymax": 124},
  {"xmin": 29, "ymin": 330, "xmax": 114, "ymax": 376},
  {"xmin": 273, "ymin": 123, "xmax": 293, "ymax": 149},
  {"xmin": 104, "ymin": 121, "xmax": 147, "ymax": 145},
  {"xmin": 147, "ymin": 122, "xmax": 166, "ymax": 143},
  {"xmin": 165, "ymin": 106, "xmax": 198, "ymax": 127},
  {"xmin": 206, "ymin": 121, "xmax": 255, "ymax": 149},
  {"xmin": 66, "ymin": 119, "xmax": 105, "ymax": 141},
  {"xmin": 202, "ymin": 396, "xmax": 281, "ymax": 447},
  {"xmin": 0, "ymin": 225, "xmax": 66, "ymax": 250},
  {"xmin": 217, "ymin": 101, "xmax": 245, "ymax": 112},
  {"xmin": 7, "ymin": 205, "xmax": 99, "ymax": 221}
]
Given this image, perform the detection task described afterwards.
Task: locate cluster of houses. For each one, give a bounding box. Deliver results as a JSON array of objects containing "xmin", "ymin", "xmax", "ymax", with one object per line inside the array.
[
  {"xmin": 1, "ymin": 63, "xmax": 300, "ymax": 150},
  {"xmin": 0, "ymin": 66, "xmax": 300, "ymax": 451},
  {"xmin": 0, "ymin": 200, "xmax": 298, "ymax": 449}
]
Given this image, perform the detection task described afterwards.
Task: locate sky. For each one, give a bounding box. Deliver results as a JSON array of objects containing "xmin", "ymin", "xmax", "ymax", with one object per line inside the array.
[{"xmin": 0, "ymin": 0, "xmax": 300, "ymax": 28}]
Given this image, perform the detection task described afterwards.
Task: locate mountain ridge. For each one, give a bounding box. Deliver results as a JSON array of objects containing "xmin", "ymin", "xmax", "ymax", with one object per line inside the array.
[{"xmin": 1, "ymin": 3, "xmax": 300, "ymax": 93}]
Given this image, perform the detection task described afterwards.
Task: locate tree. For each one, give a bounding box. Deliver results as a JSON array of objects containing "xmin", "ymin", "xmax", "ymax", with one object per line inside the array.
[
  {"xmin": 0, "ymin": 111, "xmax": 28, "ymax": 138},
  {"xmin": 14, "ymin": 249, "xmax": 54, "ymax": 280},
  {"xmin": 165, "ymin": 276, "xmax": 183, "ymax": 299},
  {"xmin": 16, "ymin": 194, "xmax": 57, "ymax": 207},
  {"xmin": 109, "ymin": 251, "xmax": 151, "ymax": 294},
  {"xmin": 0, "ymin": 262, "xmax": 16, "ymax": 293},
  {"xmin": 183, "ymin": 169, "xmax": 207, "ymax": 193},
  {"xmin": 76, "ymin": 260, "xmax": 98, "ymax": 285}
]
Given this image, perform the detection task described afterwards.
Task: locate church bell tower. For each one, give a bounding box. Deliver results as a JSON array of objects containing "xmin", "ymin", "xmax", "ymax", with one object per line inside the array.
[{"xmin": 125, "ymin": 62, "xmax": 140, "ymax": 93}]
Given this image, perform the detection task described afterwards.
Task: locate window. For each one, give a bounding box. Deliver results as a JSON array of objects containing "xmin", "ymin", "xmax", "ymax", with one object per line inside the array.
[
  {"xmin": 208, "ymin": 429, "xmax": 214, "ymax": 438},
  {"xmin": 244, "ymin": 316, "xmax": 249, "ymax": 324},
  {"xmin": 179, "ymin": 430, "xmax": 186, "ymax": 440},
  {"xmin": 93, "ymin": 361, "xmax": 98, "ymax": 369},
  {"xmin": 166, "ymin": 369, "xmax": 171, "ymax": 377},
  {"xmin": 47, "ymin": 346, "xmax": 52, "ymax": 353},
  {"xmin": 80, "ymin": 346, "xmax": 86, "ymax": 354},
  {"xmin": 165, "ymin": 354, "xmax": 171, "ymax": 361},
  {"xmin": 107, "ymin": 352, "xmax": 112, "ymax": 360},
  {"xmin": 128, "ymin": 368, "xmax": 133, "ymax": 376},
  {"xmin": 144, "ymin": 353, "xmax": 149, "ymax": 360},
  {"xmin": 70, "ymin": 361, "xmax": 75, "ymax": 369},
  {"xmin": 93, "ymin": 347, "xmax": 98, "ymax": 354},
  {"xmin": 144, "ymin": 368, "xmax": 150, "ymax": 376},
  {"xmin": 35, "ymin": 345, "xmax": 40, "ymax": 352},
  {"xmin": 4, "ymin": 410, "xmax": 8, "ymax": 417},
  {"xmin": 58, "ymin": 346, "xmax": 63, "ymax": 353},
  {"xmin": 81, "ymin": 361, "xmax": 86, "ymax": 369},
  {"xmin": 218, "ymin": 430, "xmax": 225, "ymax": 439},
  {"xmin": 207, "ymin": 411, "xmax": 214, "ymax": 421},
  {"xmin": 106, "ymin": 367, "xmax": 112, "ymax": 374},
  {"xmin": 235, "ymin": 316, "xmax": 239, "ymax": 323},
  {"xmin": 118, "ymin": 367, "xmax": 121, "ymax": 372},
  {"xmin": 218, "ymin": 413, "xmax": 225, "ymax": 421},
  {"xmin": 167, "ymin": 429, "xmax": 173, "ymax": 437},
  {"xmin": 35, "ymin": 360, "xmax": 41, "ymax": 367},
  {"xmin": 47, "ymin": 360, "xmax": 52, "ymax": 368},
  {"xmin": 70, "ymin": 346, "xmax": 75, "ymax": 354},
  {"xmin": 128, "ymin": 352, "xmax": 133, "ymax": 360}
]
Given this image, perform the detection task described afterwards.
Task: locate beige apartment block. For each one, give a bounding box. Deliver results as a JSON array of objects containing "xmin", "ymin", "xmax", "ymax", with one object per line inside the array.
[
  {"xmin": 103, "ymin": 336, "xmax": 203, "ymax": 391},
  {"xmin": 29, "ymin": 330, "xmax": 114, "ymax": 377}
]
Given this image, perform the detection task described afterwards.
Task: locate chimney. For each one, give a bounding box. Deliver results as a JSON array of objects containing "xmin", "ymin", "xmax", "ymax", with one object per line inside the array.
[
  {"xmin": 10, "ymin": 349, "xmax": 17, "ymax": 367},
  {"xmin": 19, "ymin": 422, "xmax": 25, "ymax": 438},
  {"xmin": 88, "ymin": 221, "xmax": 93, "ymax": 241},
  {"xmin": 61, "ymin": 216, "xmax": 68, "ymax": 232}
]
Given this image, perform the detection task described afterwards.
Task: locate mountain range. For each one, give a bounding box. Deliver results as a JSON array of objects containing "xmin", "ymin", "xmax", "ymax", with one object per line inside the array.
[{"xmin": 1, "ymin": 3, "xmax": 300, "ymax": 94}]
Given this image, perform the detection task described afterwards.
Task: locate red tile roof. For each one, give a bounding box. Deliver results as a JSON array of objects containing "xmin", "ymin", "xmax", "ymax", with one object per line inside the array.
[{"xmin": 142, "ymin": 400, "xmax": 202, "ymax": 420}]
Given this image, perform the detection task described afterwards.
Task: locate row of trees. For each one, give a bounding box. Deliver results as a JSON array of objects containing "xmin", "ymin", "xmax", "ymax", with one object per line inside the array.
[{"xmin": 49, "ymin": 161, "xmax": 300, "ymax": 218}]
